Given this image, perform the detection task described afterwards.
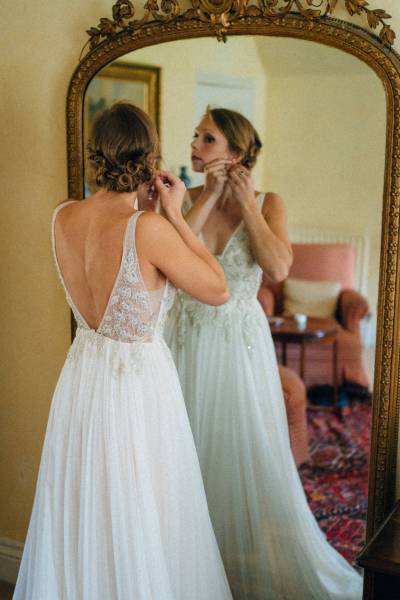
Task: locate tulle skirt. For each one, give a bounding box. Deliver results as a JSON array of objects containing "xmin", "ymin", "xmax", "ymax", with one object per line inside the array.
[
  {"xmin": 166, "ymin": 298, "xmax": 363, "ymax": 600},
  {"xmin": 13, "ymin": 329, "xmax": 232, "ymax": 600}
]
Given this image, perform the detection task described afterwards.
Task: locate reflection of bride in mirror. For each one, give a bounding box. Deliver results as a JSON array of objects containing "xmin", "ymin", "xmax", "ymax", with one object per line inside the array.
[{"xmin": 165, "ymin": 107, "xmax": 363, "ymax": 599}]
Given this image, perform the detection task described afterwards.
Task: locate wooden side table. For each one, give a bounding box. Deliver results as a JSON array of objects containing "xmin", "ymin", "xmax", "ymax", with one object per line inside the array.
[
  {"xmin": 269, "ymin": 317, "xmax": 340, "ymax": 407},
  {"xmin": 357, "ymin": 500, "xmax": 400, "ymax": 599}
]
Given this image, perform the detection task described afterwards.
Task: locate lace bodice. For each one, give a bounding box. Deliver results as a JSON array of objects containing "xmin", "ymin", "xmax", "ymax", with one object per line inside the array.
[
  {"xmin": 168, "ymin": 193, "xmax": 265, "ymax": 344},
  {"xmin": 52, "ymin": 203, "xmax": 175, "ymax": 343},
  {"xmin": 206, "ymin": 219, "xmax": 263, "ymax": 302}
]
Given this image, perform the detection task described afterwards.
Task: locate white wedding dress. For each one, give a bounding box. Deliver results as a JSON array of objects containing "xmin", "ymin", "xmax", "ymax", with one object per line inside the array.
[
  {"xmin": 165, "ymin": 192, "xmax": 363, "ymax": 600},
  {"xmin": 13, "ymin": 205, "xmax": 233, "ymax": 600}
]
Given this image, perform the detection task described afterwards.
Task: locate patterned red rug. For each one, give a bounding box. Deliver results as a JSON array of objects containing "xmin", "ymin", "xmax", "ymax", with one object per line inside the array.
[{"xmin": 299, "ymin": 401, "xmax": 371, "ymax": 566}]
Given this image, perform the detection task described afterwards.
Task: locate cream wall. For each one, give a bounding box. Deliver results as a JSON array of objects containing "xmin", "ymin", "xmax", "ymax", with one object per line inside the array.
[
  {"xmin": 0, "ymin": 0, "xmax": 122, "ymax": 544},
  {"xmin": 1, "ymin": 0, "xmax": 399, "ymax": 551},
  {"xmin": 260, "ymin": 41, "xmax": 386, "ymax": 315}
]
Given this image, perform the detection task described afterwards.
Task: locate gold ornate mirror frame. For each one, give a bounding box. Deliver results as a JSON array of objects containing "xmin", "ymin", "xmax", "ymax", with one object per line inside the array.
[{"xmin": 67, "ymin": 0, "xmax": 400, "ymax": 545}]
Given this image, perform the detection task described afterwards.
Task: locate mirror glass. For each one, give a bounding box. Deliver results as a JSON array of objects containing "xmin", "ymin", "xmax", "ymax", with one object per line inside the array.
[{"xmin": 83, "ymin": 34, "xmax": 385, "ymax": 581}]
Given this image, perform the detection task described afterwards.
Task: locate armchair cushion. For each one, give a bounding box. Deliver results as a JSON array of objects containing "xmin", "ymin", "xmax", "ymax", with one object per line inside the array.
[{"xmin": 283, "ymin": 278, "xmax": 341, "ymax": 319}]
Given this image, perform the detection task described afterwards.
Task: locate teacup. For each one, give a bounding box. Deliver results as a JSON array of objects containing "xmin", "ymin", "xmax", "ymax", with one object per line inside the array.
[{"xmin": 294, "ymin": 313, "xmax": 307, "ymax": 329}]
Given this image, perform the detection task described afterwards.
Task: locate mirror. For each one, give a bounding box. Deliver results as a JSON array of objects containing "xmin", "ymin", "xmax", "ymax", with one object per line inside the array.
[
  {"xmin": 84, "ymin": 36, "xmax": 384, "ymax": 364},
  {"xmin": 66, "ymin": 9, "xmax": 400, "ymax": 598},
  {"xmin": 82, "ymin": 33, "xmax": 385, "ymax": 582}
]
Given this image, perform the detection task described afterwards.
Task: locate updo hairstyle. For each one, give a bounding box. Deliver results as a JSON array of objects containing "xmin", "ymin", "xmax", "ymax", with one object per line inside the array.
[
  {"xmin": 206, "ymin": 107, "xmax": 262, "ymax": 169},
  {"xmin": 88, "ymin": 102, "xmax": 159, "ymax": 193}
]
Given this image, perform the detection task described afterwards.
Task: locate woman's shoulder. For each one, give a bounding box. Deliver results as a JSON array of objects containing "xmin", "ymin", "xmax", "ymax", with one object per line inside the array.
[
  {"xmin": 52, "ymin": 199, "xmax": 81, "ymax": 225},
  {"xmin": 136, "ymin": 210, "xmax": 165, "ymax": 230},
  {"xmin": 260, "ymin": 191, "xmax": 285, "ymax": 215},
  {"xmin": 136, "ymin": 210, "xmax": 177, "ymax": 239},
  {"xmin": 54, "ymin": 198, "xmax": 80, "ymax": 211}
]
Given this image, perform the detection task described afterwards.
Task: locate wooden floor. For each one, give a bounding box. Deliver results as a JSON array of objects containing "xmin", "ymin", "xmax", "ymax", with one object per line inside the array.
[{"xmin": 0, "ymin": 581, "xmax": 14, "ymax": 600}]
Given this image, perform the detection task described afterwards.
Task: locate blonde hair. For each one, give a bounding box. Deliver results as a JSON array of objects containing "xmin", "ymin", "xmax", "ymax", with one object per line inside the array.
[{"xmin": 205, "ymin": 106, "xmax": 262, "ymax": 169}]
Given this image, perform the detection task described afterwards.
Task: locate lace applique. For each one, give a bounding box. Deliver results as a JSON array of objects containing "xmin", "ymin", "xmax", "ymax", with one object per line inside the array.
[
  {"xmin": 66, "ymin": 329, "xmax": 145, "ymax": 376},
  {"xmin": 98, "ymin": 242, "xmax": 156, "ymax": 343},
  {"xmin": 169, "ymin": 293, "xmax": 260, "ymax": 349},
  {"xmin": 168, "ymin": 193, "xmax": 265, "ymax": 349}
]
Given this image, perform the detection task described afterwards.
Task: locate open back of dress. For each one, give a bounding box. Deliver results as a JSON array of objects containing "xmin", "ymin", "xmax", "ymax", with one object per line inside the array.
[{"xmin": 52, "ymin": 203, "xmax": 170, "ymax": 343}]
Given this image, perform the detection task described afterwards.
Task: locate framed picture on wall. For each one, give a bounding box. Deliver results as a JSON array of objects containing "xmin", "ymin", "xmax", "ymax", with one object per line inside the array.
[{"xmin": 83, "ymin": 61, "xmax": 160, "ymax": 195}]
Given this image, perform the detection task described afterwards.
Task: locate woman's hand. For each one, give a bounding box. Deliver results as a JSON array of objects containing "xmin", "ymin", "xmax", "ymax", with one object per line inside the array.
[
  {"xmin": 154, "ymin": 170, "xmax": 186, "ymax": 221},
  {"xmin": 227, "ymin": 164, "xmax": 257, "ymax": 210},
  {"xmin": 203, "ymin": 158, "xmax": 232, "ymax": 199}
]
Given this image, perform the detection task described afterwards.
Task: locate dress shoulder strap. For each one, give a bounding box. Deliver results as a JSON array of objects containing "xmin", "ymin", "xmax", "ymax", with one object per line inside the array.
[
  {"xmin": 52, "ymin": 200, "xmax": 78, "ymax": 229},
  {"xmin": 123, "ymin": 209, "xmax": 143, "ymax": 254},
  {"xmin": 97, "ymin": 209, "xmax": 159, "ymax": 342},
  {"xmin": 51, "ymin": 200, "xmax": 79, "ymax": 277},
  {"xmin": 50, "ymin": 200, "xmax": 88, "ymax": 330},
  {"xmin": 51, "ymin": 200, "xmax": 79, "ymax": 252},
  {"xmin": 182, "ymin": 190, "xmax": 193, "ymax": 216},
  {"xmin": 256, "ymin": 192, "xmax": 266, "ymax": 208}
]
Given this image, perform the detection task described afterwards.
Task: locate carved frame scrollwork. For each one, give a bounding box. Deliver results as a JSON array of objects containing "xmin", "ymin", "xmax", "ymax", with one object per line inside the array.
[
  {"xmin": 82, "ymin": 0, "xmax": 396, "ymax": 48},
  {"xmin": 67, "ymin": 6, "xmax": 400, "ymax": 552}
]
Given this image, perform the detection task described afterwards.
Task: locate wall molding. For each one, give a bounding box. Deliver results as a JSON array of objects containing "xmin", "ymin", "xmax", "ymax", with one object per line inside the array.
[{"xmin": 0, "ymin": 538, "xmax": 23, "ymax": 584}]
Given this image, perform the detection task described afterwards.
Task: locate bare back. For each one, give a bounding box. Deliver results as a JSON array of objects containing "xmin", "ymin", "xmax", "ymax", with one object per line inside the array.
[{"xmin": 53, "ymin": 199, "xmax": 166, "ymax": 333}]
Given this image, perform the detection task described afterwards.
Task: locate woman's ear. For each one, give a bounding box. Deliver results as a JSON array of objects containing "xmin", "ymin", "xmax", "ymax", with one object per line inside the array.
[{"xmin": 229, "ymin": 152, "xmax": 244, "ymax": 165}]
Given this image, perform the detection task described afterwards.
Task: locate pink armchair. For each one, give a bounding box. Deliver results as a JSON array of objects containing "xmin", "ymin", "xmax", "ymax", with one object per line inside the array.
[{"xmin": 259, "ymin": 243, "xmax": 370, "ymax": 390}]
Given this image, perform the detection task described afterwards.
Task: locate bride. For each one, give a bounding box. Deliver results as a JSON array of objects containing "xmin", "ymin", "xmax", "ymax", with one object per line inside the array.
[
  {"xmin": 13, "ymin": 102, "xmax": 233, "ymax": 600},
  {"xmin": 165, "ymin": 107, "xmax": 363, "ymax": 600}
]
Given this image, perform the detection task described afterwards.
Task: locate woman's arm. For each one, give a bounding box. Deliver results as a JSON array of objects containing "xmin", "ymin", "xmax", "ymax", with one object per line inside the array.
[
  {"xmin": 137, "ymin": 172, "xmax": 229, "ymax": 306},
  {"xmin": 229, "ymin": 167, "xmax": 293, "ymax": 282},
  {"xmin": 183, "ymin": 158, "xmax": 231, "ymax": 233},
  {"xmin": 138, "ymin": 212, "xmax": 229, "ymax": 306}
]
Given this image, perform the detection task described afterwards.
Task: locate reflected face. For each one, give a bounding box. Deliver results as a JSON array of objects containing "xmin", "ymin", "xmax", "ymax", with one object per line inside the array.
[{"xmin": 191, "ymin": 116, "xmax": 238, "ymax": 172}]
